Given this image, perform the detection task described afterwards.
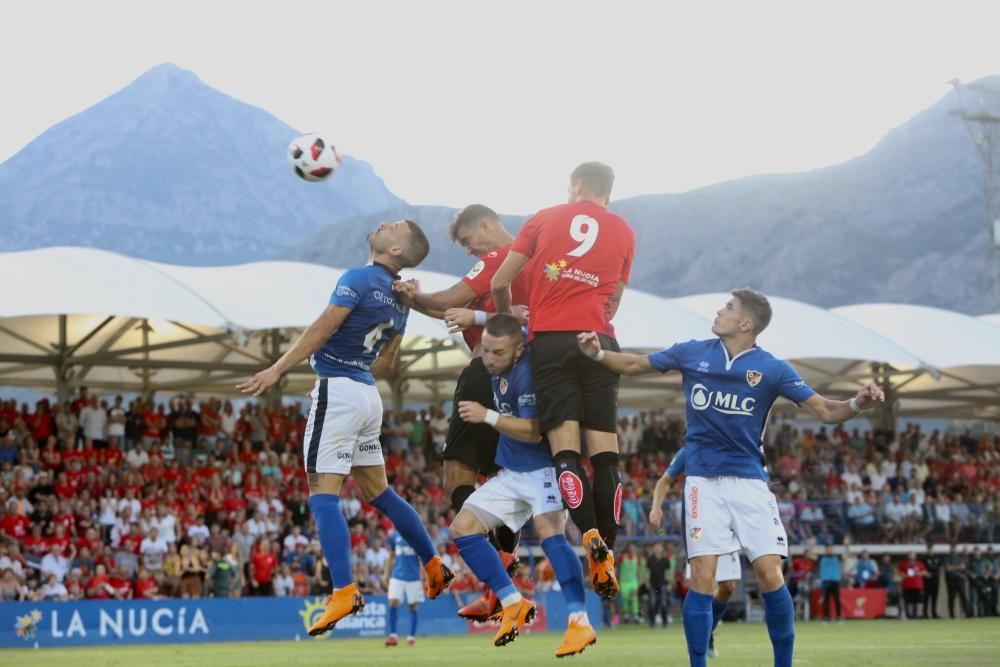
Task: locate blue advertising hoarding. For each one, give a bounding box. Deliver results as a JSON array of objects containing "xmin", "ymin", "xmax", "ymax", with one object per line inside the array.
[{"xmin": 2, "ymin": 591, "xmax": 602, "ymax": 648}]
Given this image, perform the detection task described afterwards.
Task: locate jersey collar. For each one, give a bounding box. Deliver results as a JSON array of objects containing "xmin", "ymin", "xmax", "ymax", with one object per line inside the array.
[
  {"xmin": 718, "ymin": 338, "xmax": 757, "ymax": 371},
  {"xmin": 372, "ymin": 261, "xmax": 401, "ymax": 280}
]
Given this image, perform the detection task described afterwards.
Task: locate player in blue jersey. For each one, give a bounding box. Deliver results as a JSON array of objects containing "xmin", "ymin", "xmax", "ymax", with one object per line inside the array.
[
  {"xmin": 237, "ymin": 220, "xmax": 454, "ymax": 636},
  {"xmin": 383, "ymin": 530, "xmax": 424, "ymax": 647},
  {"xmin": 649, "ymin": 447, "xmax": 740, "ymax": 658},
  {"xmin": 448, "ymin": 314, "xmax": 597, "ymax": 657},
  {"xmin": 577, "ymin": 288, "xmax": 884, "ymax": 667}
]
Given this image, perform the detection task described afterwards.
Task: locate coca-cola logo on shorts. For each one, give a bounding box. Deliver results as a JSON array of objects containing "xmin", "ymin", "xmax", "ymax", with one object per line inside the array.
[{"xmin": 559, "ymin": 471, "xmax": 584, "ymax": 509}]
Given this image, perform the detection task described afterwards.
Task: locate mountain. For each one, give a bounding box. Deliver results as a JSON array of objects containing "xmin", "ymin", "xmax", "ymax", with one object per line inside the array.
[
  {"xmin": 285, "ymin": 77, "xmax": 999, "ymax": 314},
  {"xmin": 0, "ymin": 63, "xmax": 403, "ymax": 264}
]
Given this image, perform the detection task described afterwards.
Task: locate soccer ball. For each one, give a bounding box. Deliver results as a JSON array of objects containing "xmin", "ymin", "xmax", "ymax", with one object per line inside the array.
[{"xmin": 287, "ymin": 134, "xmax": 342, "ymax": 182}]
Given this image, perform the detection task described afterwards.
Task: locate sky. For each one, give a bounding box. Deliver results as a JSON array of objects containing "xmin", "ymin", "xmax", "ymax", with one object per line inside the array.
[{"xmin": 1, "ymin": 0, "xmax": 998, "ymax": 214}]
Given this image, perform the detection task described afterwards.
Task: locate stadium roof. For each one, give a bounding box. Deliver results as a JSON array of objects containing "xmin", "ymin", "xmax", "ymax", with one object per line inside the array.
[{"xmin": 0, "ymin": 247, "xmax": 998, "ymax": 419}]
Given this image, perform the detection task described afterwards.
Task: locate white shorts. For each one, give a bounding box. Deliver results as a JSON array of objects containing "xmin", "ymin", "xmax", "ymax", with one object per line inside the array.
[
  {"xmin": 302, "ymin": 377, "xmax": 384, "ymax": 474},
  {"xmin": 388, "ymin": 578, "xmax": 424, "ymax": 605},
  {"xmin": 463, "ymin": 467, "xmax": 565, "ymax": 532},
  {"xmin": 684, "ymin": 476, "xmax": 787, "ymax": 562},
  {"xmin": 685, "ymin": 551, "xmax": 742, "ymax": 582}
]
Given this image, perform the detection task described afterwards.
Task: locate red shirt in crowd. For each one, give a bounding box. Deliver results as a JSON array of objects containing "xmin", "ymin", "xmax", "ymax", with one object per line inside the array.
[
  {"xmin": 109, "ymin": 574, "xmax": 133, "ymax": 599},
  {"xmin": 0, "ymin": 514, "xmax": 30, "ymax": 539},
  {"xmin": 510, "ymin": 200, "xmax": 635, "ymax": 339},
  {"xmin": 87, "ymin": 573, "xmax": 113, "ymax": 599},
  {"xmin": 251, "ymin": 551, "xmax": 278, "ymax": 584},
  {"xmin": 899, "ymin": 559, "xmax": 927, "ymax": 591},
  {"xmin": 135, "ymin": 575, "xmax": 159, "ymax": 599}
]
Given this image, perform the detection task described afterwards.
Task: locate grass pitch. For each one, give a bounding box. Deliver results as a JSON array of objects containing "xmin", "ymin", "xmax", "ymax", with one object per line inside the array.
[{"xmin": 6, "ymin": 618, "xmax": 999, "ymax": 666}]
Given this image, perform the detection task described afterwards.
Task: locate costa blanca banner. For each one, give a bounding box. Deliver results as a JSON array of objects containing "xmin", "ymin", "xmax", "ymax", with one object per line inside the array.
[{"xmin": 1, "ymin": 591, "xmax": 602, "ymax": 648}]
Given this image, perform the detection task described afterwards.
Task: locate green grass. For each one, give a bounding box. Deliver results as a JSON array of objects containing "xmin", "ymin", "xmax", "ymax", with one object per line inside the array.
[{"xmin": 6, "ymin": 619, "xmax": 1000, "ymax": 666}]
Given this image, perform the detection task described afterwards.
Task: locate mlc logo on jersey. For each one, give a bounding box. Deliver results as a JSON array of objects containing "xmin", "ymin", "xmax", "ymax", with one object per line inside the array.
[
  {"xmin": 690, "ymin": 383, "xmax": 756, "ymax": 417},
  {"xmin": 746, "ymin": 370, "xmax": 763, "ymax": 387}
]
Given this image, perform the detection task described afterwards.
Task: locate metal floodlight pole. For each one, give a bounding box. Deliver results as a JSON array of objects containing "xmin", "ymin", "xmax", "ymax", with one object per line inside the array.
[{"xmin": 949, "ymin": 78, "xmax": 1000, "ymax": 310}]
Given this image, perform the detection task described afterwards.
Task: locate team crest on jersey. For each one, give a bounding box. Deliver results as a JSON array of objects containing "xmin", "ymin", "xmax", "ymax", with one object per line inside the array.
[
  {"xmin": 746, "ymin": 370, "xmax": 763, "ymax": 387},
  {"xmin": 499, "ymin": 378, "xmax": 509, "ymax": 394},
  {"xmin": 466, "ymin": 260, "xmax": 486, "ymax": 280},
  {"xmin": 689, "ymin": 527, "xmax": 703, "ymax": 542}
]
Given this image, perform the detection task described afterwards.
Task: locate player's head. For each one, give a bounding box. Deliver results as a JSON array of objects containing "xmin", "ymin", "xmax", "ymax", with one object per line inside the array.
[
  {"xmin": 568, "ymin": 161, "xmax": 615, "ymax": 205},
  {"xmin": 480, "ymin": 314, "xmax": 525, "ymax": 375},
  {"xmin": 449, "ymin": 204, "xmax": 504, "ymax": 256},
  {"xmin": 712, "ymin": 287, "xmax": 772, "ymax": 339},
  {"xmin": 367, "ymin": 219, "xmax": 431, "ymax": 269}
]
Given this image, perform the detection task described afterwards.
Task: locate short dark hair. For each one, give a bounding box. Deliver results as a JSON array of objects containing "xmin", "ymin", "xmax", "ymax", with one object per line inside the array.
[
  {"xmin": 449, "ymin": 204, "xmax": 499, "ymax": 243},
  {"xmin": 400, "ymin": 220, "xmax": 430, "ymax": 268},
  {"xmin": 570, "ymin": 162, "xmax": 615, "ymax": 198},
  {"xmin": 730, "ymin": 287, "xmax": 772, "ymax": 335},
  {"xmin": 483, "ymin": 313, "xmax": 522, "ymax": 340}
]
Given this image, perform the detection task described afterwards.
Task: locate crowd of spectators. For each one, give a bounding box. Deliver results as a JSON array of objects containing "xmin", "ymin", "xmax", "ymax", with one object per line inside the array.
[{"xmin": 0, "ymin": 390, "xmax": 998, "ymax": 607}]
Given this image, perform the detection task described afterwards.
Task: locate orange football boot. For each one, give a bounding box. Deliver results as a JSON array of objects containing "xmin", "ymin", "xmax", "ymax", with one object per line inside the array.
[
  {"xmin": 307, "ymin": 583, "xmax": 365, "ymax": 637},
  {"xmin": 555, "ymin": 619, "xmax": 597, "ymax": 658},
  {"xmin": 493, "ymin": 598, "xmax": 537, "ymax": 647},
  {"xmin": 424, "ymin": 555, "xmax": 456, "ymax": 599},
  {"xmin": 458, "ymin": 551, "xmax": 516, "ymax": 622},
  {"xmin": 582, "ymin": 528, "xmax": 619, "ymax": 599}
]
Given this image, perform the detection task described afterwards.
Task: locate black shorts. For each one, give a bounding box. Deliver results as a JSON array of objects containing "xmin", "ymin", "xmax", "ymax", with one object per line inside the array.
[
  {"xmin": 440, "ymin": 356, "xmax": 499, "ymax": 474},
  {"xmin": 530, "ymin": 331, "xmax": 621, "ymax": 433}
]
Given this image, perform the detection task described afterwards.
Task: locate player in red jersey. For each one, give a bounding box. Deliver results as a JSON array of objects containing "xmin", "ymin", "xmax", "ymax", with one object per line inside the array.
[
  {"xmin": 491, "ymin": 162, "xmax": 634, "ymax": 599},
  {"xmin": 393, "ymin": 204, "xmax": 530, "ymax": 621}
]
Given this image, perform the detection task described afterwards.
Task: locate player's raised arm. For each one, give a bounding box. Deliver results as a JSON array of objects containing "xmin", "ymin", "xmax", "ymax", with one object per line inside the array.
[
  {"xmin": 576, "ymin": 331, "xmax": 656, "ymax": 376},
  {"xmin": 396, "ymin": 279, "xmax": 478, "ymax": 320},
  {"xmin": 236, "ymin": 304, "xmax": 352, "ymax": 396},
  {"xmin": 371, "ymin": 334, "xmax": 404, "ymax": 380},
  {"xmin": 490, "ymin": 251, "xmax": 531, "ymax": 314},
  {"xmin": 801, "ymin": 382, "xmax": 885, "ymax": 425},
  {"xmin": 457, "ymin": 400, "xmax": 542, "ymax": 444}
]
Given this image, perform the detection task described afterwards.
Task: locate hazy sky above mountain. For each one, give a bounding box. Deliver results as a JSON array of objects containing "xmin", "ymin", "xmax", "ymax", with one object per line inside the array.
[{"xmin": 1, "ymin": 0, "xmax": 997, "ymax": 213}]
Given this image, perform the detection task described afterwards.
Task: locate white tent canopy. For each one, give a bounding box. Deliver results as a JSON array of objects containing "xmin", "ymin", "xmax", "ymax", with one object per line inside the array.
[{"xmin": 0, "ymin": 247, "xmax": 998, "ymax": 419}]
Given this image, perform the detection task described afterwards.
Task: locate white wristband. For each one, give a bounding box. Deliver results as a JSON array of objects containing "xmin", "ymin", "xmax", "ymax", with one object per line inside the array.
[
  {"xmin": 484, "ymin": 409, "xmax": 500, "ymax": 427},
  {"xmin": 848, "ymin": 397, "xmax": 863, "ymax": 415},
  {"xmin": 474, "ymin": 311, "xmax": 488, "ymax": 326},
  {"xmin": 593, "ymin": 349, "xmax": 605, "ymax": 362}
]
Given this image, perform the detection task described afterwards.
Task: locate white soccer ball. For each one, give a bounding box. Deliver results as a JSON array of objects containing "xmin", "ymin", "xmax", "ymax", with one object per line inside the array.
[{"xmin": 287, "ymin": 133, "xmax": 342, "ymax": 182}]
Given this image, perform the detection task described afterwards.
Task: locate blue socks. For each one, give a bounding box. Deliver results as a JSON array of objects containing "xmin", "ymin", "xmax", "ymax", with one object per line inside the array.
[
  {"xmin": 409, "ymin": 607, "xmax": 418, "ymax": 637},
  {"xmin": 712, "ymin": 598, "xmax": 728, "ymax": 631},
  {"xmin": 388, "ymin": 604, "xmax": 399, "ymax": 635},
  {"xmin": 455, "ymin": 534, "xmax": 517, "ymax": 602},
  {"xmin": 542, "ymin": 535, "xmax": 586, "ymax": 613},
  {"xmin": 762, "ymin": 586, "xmax": 795, "ymax": 667},
  {"xmin": 308, "ymin": 494, "xmax": 353, "ymax": 589},
  {"xmin": 683, "ymin": 590, "xmax": 713, "ymax": 667},
  {"xmin": 371, "ymin": 488, "xmax": 436, "ymax": 564}
]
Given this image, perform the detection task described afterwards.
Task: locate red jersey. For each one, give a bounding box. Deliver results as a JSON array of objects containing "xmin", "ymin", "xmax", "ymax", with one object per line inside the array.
[
  {"xmin": 0, "ymin": 514, "xmax": 30, "ymax": 539},
  {"xmin": 134, "ymin": 576, "xmax": 159, "ymax": 599},
  {"xmin": 899, "ymin": 560, "xmax": 927, "ymax": 591},
  {"xmin": 459, "ymin": 245, "xmax": 532, "ymax": 351},
  {"xmin": 87, "ymin": 574, "xmax": 113, "ymax": 599},
  {"xmin": 510, "ymin": 200, "xmax": 634, "ymax": 339}
]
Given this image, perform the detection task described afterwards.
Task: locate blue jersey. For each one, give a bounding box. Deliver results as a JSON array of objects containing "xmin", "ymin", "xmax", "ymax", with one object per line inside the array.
[
  {"xmin": 389, "ymin": 531, "xmax": 421, "ymax": 582},
  {"xmin": 648, "ymin": 338, "xmax": 815, "ymax": 480},
  {"xmin": 311, "ymin": 263, "xmax": 409, "ymax": 385},
  {"xmin": 493, "ymin": 349, "xmax": 551, "ymax": 472},
  {"xmin": 667, "ymin": 447, "xmax": 687, "ymax": 479}
]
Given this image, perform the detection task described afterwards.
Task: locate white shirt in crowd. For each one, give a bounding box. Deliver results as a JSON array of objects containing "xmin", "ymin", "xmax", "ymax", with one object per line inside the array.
[
  {"xmin": 79, "ymin": 405, "xmax": 108, "ymax": 441},
  {"xmin": 108, "ymin": 406, "xmax": 127, "ymax": 438},
  {"xmin": 340, "ymin": 496, "xmax": 361, "ymax": 521},
  {"xmin": 220, "ymin": 412, "xmax": 238, "ymax": 438},
  {"xmin": 273, "ymin": 572, "xmax": 294, "ymax": 597},
  {"xmin": 126, "ymin": 448, "xmax": 150, "ymax": 469},
  {"xmin": 188, "ymin": 523, "xmax": 210, "ymax": 543},
  {"xmin": 117, "ymin": 497, "xmax": 142, "ymax": 518},
  {"xmin": 365, "ymin": 545, "xmax": 390, "ymax": 571},
  {"xmin": 257, "ymin": 498, "xmax": 284, "ymax": 516},
  {"xmin": 0, "ymin": 555, "xmax": 24, "ymax": 577},
  {"xmin": 140, "ymin": 536, "xmax": 168, "ymax": 571},
  {"xmin": 283, "ymin": 533, "xmax": 309, "ymax": 552},
  {"xmin": 429, "ymin": 414, "xmax": 449, "ymax": 451},
  {"xmin": 156, "ymin": 514, "xmax": 178, "ymax": 543},
  {"xmin": 246, "ymin": 516, "xmax": 267, "ymax": 539},
  {"xmin": 40, "ymin": 552, "xmax": 71, "ymax": 582},
  {"xmin": 41, "ymin": 581, "xmax": 69, "ymax": 600}
]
